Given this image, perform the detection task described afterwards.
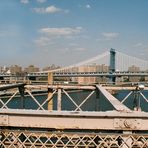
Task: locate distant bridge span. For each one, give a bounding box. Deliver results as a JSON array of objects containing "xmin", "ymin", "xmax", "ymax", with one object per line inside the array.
[
  {"xmin": 0, "ymin": 49, "xmax": 148, "ymax": 82},
  {"xmin": 28, "ymin": 71, "xmax": 148, "ymax": 77}
]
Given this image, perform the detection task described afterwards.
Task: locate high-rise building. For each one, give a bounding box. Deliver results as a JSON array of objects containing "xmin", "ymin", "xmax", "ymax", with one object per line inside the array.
[
  {"xmin": 42, "ymin": 64, "xmax": 60, "ymax": 71},
  {"xmin": 78, "ymin": 64, "xmax": 96, "ymax": 84},
  {"xmin": 96, "ymin": 64, "xmax": 109, "ymax": 83},
  {"xmin": 0, "ymin": 66, "xmax": 9, "ymax": 73},
  {"xmin": 10, "ymin": 65, "xmax": 22, "ymax": 74},
  {"xmin": 128, "ymin": 65, "xmax": 140, "ymax": 82},
  {"xmin": 24, "ymin": 65, "xmax": 39, "ymax": 73},
  {"xmin": 128, "ymin": 65, "xmax": 140, "ymax": 72},
  {"xmin": 77, "ymin": 64, "xmax": 109, "ymax": 84}
]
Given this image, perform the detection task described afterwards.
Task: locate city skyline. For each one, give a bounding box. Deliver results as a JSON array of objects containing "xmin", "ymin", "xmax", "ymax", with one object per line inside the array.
[{"xmin": 0, "ymin": 0, "xmax": 148, "ymax": 68}]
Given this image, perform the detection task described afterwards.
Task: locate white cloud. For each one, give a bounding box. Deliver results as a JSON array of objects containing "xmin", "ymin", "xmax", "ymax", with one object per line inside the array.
[
  {"xmin": 32, "ymin": 8, "xmax": 46, "ymax": 13},
  {"xmin": 86, "ymin": 4, "xmax": 91, "ymax": 9},
  {"xmin": 102, "ymin": 32, "xmax": 119, "ymax": 38},
  {"xmin": 36, "ymin": 0, "xmax": 46, "ymax": 3},
  {"xmin": 34, "ymin": 37, "xmax": 51, "ymax": 46},
  {"xmin": 33, "ymin": 5, "xmax": 62, "ymax": 14},
  {"xmin": 45, "ymin": 5, "xmax": 61, "ymax": 13},
  {"xmin": 40, "ymin": 27, "xmax": 82, "ymax": 37},
  {"xmin": 20, "ymin": 0, "xmax": 29, "ymax": 4},
  {"xmin": 102, "ymin": 32, "xmax": 119, "ymax": 40},
  {"xmin": 35, "ymin": 27, "xmax": 83, "ymax": 48}
]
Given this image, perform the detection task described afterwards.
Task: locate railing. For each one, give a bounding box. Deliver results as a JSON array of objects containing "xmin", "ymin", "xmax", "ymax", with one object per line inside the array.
[
  {"xmin": 0, "ymin": 84, "xmax": 148, "ymax": 148},
  {"xmin": 1, "ymin": 129, "xmax": 148, "ymax": 147},
  {"xmin": 0, "ymin": 85, "xmax": 96, "ymax": 111},
  {"xmin": 0, "ymin": 84, "xmax": 148, "ymax": 111}
]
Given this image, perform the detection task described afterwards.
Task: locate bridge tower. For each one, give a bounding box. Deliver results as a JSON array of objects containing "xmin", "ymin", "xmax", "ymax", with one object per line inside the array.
[{"xmin": 109, "ymin": 48, "xmax": 116, "ymax": 83}]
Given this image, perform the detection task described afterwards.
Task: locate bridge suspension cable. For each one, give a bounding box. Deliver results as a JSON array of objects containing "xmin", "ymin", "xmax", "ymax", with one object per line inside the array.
[
  {"xmin": 35, "ymin": 49, "xmax": 148, "ymax": 74},
  {"xmin": 42, "ymin": 51, "xmax": 110, "ymax": 73},
  {"xmin": 116, "ymin": 51, "xmax": 148, "ymax": 71}
]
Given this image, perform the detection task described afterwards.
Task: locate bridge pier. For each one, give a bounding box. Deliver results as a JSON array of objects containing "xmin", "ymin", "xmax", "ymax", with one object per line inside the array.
[{"xmin": 109, "ymin": 48, "xmax": 116, "ymax": 83}]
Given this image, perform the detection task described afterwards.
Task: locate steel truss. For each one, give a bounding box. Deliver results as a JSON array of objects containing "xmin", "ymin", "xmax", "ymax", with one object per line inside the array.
[
  {"xmin": 0, "ymin": 85, "xmax": 97, "ymax": 111},
  {"xmin": 0, "ymin": 84, "xmax": 148, "ymax": 147},
  {"xmin": 0, "ymin": 84, "xmax": 147, "ymax": 111},
  {"xmin": 0, "ymin": 129, "xmax": 148, "ymax": 148}
]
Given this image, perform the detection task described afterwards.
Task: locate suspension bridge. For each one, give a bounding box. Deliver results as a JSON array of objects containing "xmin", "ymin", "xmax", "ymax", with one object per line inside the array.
[
  {"xmin": 0, "ymin": 48, "xmax": 148, "ymax": 147},
  {"xmin": 26, "ymin": 48, "xmax": 148, "ymax": 83},
  {"xmin": 0, "ymin": 49, "xmax": 148, "ymax": 82},
  {"xmin": 30, "ymin": 48, "xmax": 148, "ymax": 73}
]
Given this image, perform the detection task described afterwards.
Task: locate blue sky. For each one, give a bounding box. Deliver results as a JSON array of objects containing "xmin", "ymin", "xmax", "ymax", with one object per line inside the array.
[{"xmin": 0, "ymin": 0, "xmax": 148, "ymax": 68}]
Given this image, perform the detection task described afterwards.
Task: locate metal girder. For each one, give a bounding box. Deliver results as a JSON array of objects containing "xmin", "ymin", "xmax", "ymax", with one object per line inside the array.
[
  {"xmin": 37, "ymin": 89, "xmax": 56, "ymax": 110},
  {"xmin": 62, "ymin": 89, "xmax": 95, "ymax": 111},
  {"xmin": 0, "ymin": 109, "xmax": 148, "ymax": 131},
  {"xmin": 1, "ymin": 90, "xmax": 18, "ymax": 109},
  {"xmin": 96, "ymin": 85, "xmax": 131, "ymax": 111},
  {"xmin": 121, "ymin": 91, "xmax": 133, "ymax": 103},
  {"xmin": 140, "ymin": 92, "xmax": 148, "ymax": 103},
  {"xmin": 74, "ymin": 90, "xmax": 95, "ymax": 111},
  {"xmin": 26, "ymin": 90, "xmax": 45, "ymax": 110},
  {"xmin": 0, "ymin": 83, "xmax": 25, "ymax": 91},
  {"xmin": 63, "ymin": 89, "xmax": 82, "ymax": 111},
  {"xmin": 25, "ymin": 84, "xmax": 96, "ymax": 90},
  {"xmin": 104, "ymin": 86, "xmax": 148, "ymax": 91}
]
